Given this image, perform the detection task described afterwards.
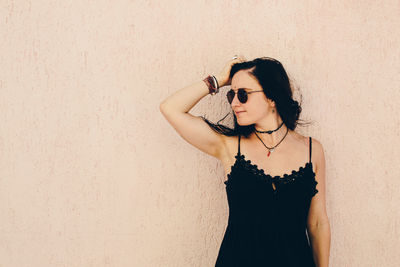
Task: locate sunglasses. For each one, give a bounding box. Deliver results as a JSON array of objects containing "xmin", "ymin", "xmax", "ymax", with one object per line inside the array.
[{"xmin": 226, "ymin": 89, "xmax": 264, "ymax": 104}]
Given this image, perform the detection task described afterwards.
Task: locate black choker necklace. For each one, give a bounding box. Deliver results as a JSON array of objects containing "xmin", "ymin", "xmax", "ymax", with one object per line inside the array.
[{"xmin": 255, "ymin": 121, "xmax": 284, "ymax": 134}]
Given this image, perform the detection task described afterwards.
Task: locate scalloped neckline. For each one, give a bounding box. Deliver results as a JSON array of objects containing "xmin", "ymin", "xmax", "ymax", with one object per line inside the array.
[{"xmin": 229, "ymin": 153, "xmax": 314, "ymax": 181}]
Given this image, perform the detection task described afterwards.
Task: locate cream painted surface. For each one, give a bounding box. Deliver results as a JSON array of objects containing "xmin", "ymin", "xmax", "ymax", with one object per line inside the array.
[{"xmin": 0, "ymin": 1, "xmax": 399, "ymax": 266}]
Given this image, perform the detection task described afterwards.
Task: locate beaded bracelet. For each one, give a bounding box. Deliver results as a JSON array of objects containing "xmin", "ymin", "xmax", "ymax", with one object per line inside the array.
[{"xmin": 203, "ymin": 75, "xmax": 220, "ymax": 95}]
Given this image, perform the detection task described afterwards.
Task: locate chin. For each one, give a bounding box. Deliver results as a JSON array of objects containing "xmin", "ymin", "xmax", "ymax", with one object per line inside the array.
[
  {"xmin": 235, "ymin": 115, "xmax": 253, "ymax": 126},
  {"xmin": 237, "ymin": 119, "xmax": 253, "ymax": 126}
]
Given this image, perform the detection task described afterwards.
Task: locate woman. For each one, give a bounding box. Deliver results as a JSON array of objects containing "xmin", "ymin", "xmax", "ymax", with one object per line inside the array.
[{"xmin": 159, "ymin": 56, "xmax": 331, "ymax": 267}]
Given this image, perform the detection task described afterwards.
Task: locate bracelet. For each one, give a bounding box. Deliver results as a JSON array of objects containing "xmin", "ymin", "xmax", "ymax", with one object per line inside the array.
[
  {"xmin": 203, "ymin": 75, "xmax": 219, "ymax": 95},
  {"xmin": 211, "ymin": 75, "xmax": 219, "ymax": 90}
]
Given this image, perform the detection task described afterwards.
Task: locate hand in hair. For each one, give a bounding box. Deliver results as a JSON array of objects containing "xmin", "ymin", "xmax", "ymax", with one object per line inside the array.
[{"xmin": 216, "ymin": 55, "xmax": 246, "ymax": 87}]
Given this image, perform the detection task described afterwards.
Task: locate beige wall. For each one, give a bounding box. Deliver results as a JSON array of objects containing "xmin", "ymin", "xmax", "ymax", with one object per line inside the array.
[{"xmin": 1, "ymin": 1, "xmax": 399, "ymax": 266}]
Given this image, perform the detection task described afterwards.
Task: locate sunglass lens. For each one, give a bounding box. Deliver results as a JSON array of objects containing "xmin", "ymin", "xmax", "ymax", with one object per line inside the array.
[
  {"xmin": 227, "ymin": 89, "xmax": 248, "ymax": 104},
  {"xmin": 227, "ymin": 90, "xmax": 234, "ymax": 104},
  {"xmin": 238, "ymin": 89, "xmax": 247, "ymax": 103}
]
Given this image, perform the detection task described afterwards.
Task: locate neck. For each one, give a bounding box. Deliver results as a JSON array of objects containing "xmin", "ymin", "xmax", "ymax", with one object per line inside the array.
[{"xmin": 253, "ymin": 117, "xmax": 288, "ymax": 145}]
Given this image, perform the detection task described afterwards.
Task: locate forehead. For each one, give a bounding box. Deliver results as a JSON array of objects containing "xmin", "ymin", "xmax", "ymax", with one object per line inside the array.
[{"xmin": 231, "ymin": 70, "xmax": 261, "ymax": 90}]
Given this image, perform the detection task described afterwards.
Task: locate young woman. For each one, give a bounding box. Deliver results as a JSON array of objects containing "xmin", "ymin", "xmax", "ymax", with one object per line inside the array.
[{"xmin": 160, "ymin": 56, "xmax": 331, "ymax": 267}]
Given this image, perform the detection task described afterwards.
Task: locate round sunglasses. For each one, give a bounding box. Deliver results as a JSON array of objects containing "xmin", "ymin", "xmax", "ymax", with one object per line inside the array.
[{"xmin": 226, "ymin": 89, "xmax": 264, "ymax": 104}]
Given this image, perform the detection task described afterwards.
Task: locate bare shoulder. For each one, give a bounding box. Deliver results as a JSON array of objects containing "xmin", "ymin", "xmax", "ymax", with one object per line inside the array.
[
  {"xmin": 290, "ymin": 131, "xmax": 325, "ymax": 171},
  {"xmin": 310, "ymin": 137, "xmax": 326, "ymax": 173}
]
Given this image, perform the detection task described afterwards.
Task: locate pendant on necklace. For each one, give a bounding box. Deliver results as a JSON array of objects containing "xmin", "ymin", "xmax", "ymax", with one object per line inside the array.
[{"xmin": 267, "ymin": 148, "xmax": 274, "ymax": 157}]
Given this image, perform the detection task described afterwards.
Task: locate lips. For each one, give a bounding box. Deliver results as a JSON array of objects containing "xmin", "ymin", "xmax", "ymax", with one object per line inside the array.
[{"xmin": 235, "ymin": 111, "xmax": 245, "ymax": 115}]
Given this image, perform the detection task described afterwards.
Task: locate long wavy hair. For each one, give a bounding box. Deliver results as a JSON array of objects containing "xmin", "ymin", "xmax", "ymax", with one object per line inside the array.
[{"xmin": 198, "ymin": 56, "xmax": 312, "ymax": 138}]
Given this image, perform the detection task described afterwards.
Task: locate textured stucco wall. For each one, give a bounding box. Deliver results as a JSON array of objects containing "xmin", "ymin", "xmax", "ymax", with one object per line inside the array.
[{"xmin": 0, "ymin": 1, "xmax": 399, "ymax": 266}]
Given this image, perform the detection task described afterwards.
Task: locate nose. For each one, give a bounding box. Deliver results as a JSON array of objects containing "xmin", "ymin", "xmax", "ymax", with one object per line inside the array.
[{"xmin": 230, "ymin": 92, "xmax": 241, "ymax": 107}]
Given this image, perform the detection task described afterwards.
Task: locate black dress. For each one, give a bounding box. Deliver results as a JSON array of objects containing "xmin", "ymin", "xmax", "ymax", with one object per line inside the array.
[{"xmin": 215, "ymin": 135, "xmax": 319, "ymax": 267}]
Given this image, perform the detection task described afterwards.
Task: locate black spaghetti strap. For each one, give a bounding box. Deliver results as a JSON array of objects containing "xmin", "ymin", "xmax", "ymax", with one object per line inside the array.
[
  {"xmin": 237, "ymin": 134, "xmax": 241, "ymax": 156},
  {"xmin": 309, "ymin": 137, "xmax": 312, "ymax": 163}
]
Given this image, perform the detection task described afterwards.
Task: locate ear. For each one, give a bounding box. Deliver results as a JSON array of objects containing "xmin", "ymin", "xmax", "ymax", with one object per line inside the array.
[{"xmin": 267, "ymin": 98, "xmax": 276, "ymax": 107}]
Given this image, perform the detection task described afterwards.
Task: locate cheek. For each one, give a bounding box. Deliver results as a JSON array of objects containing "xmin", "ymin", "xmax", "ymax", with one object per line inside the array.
[{"xmin": 249, "ymin": 98, "xmax": 268, "ymax": 113}]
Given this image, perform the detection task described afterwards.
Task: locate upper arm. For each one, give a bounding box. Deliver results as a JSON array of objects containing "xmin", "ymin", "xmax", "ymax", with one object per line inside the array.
[
  {"xmin": 159, "ymin": 104, "xmax": 226, "ymax": 159},
  {"xmin": 307, "ymin": 138, "xmax": 330, "ymax": 228}
]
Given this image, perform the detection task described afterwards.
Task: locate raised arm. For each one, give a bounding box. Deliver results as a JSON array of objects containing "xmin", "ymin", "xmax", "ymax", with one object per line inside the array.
[{"xmin": 159, "ymin": 56, "xmax": 245, "ymax": 159}]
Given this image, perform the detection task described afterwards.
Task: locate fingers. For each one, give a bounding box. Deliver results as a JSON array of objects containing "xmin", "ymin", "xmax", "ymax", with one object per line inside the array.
[
  {"xmin": 237, "ymin": 54, "xmax": 246, "ymax": 61},
  {"xmin": 231, "ymin": 54, "xmax": 246, "ymax": 63}
]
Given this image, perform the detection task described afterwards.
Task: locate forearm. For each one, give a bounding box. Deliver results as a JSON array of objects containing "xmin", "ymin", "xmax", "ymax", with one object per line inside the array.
[
  {"xmin": 160, "ymin": 56, "xmax": 243, "ymax": 113},
  {"xmin": 308, "ymin": 221, "xmax": 331, "ymax": 267},
  {"xmin": 160, "ymin": 77, "xmax": 219, "ymax": 114}
]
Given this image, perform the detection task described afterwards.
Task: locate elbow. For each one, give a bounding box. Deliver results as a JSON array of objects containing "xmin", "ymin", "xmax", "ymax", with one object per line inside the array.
[
  {"xmin": 160, "ymin": 102, "xmax": 175, "ymax": 116},
  {"xmin": 159, "ymin": 101, "xmax": 168, "ymax": 112}
]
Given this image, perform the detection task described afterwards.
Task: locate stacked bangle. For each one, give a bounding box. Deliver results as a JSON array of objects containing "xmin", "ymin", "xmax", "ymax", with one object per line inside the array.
[{"xmin": 203, "ymin": 75, "xmax": 220, "ymax": 95}]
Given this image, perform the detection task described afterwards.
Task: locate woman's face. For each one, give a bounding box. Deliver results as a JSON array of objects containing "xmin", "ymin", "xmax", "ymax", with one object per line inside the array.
[{"xmin": 230, "ymin": 70, "xmax": 273, "ymax": 126}]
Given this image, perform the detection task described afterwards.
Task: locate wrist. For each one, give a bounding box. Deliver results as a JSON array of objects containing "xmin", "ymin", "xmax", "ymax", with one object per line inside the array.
[
  {"xmin": 203, "ymin": 75, "xmax": 219, "ymax": 95},
  {"xmin": 214, "ymin": 75, "xmax": 225, "ymax": 88}
]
